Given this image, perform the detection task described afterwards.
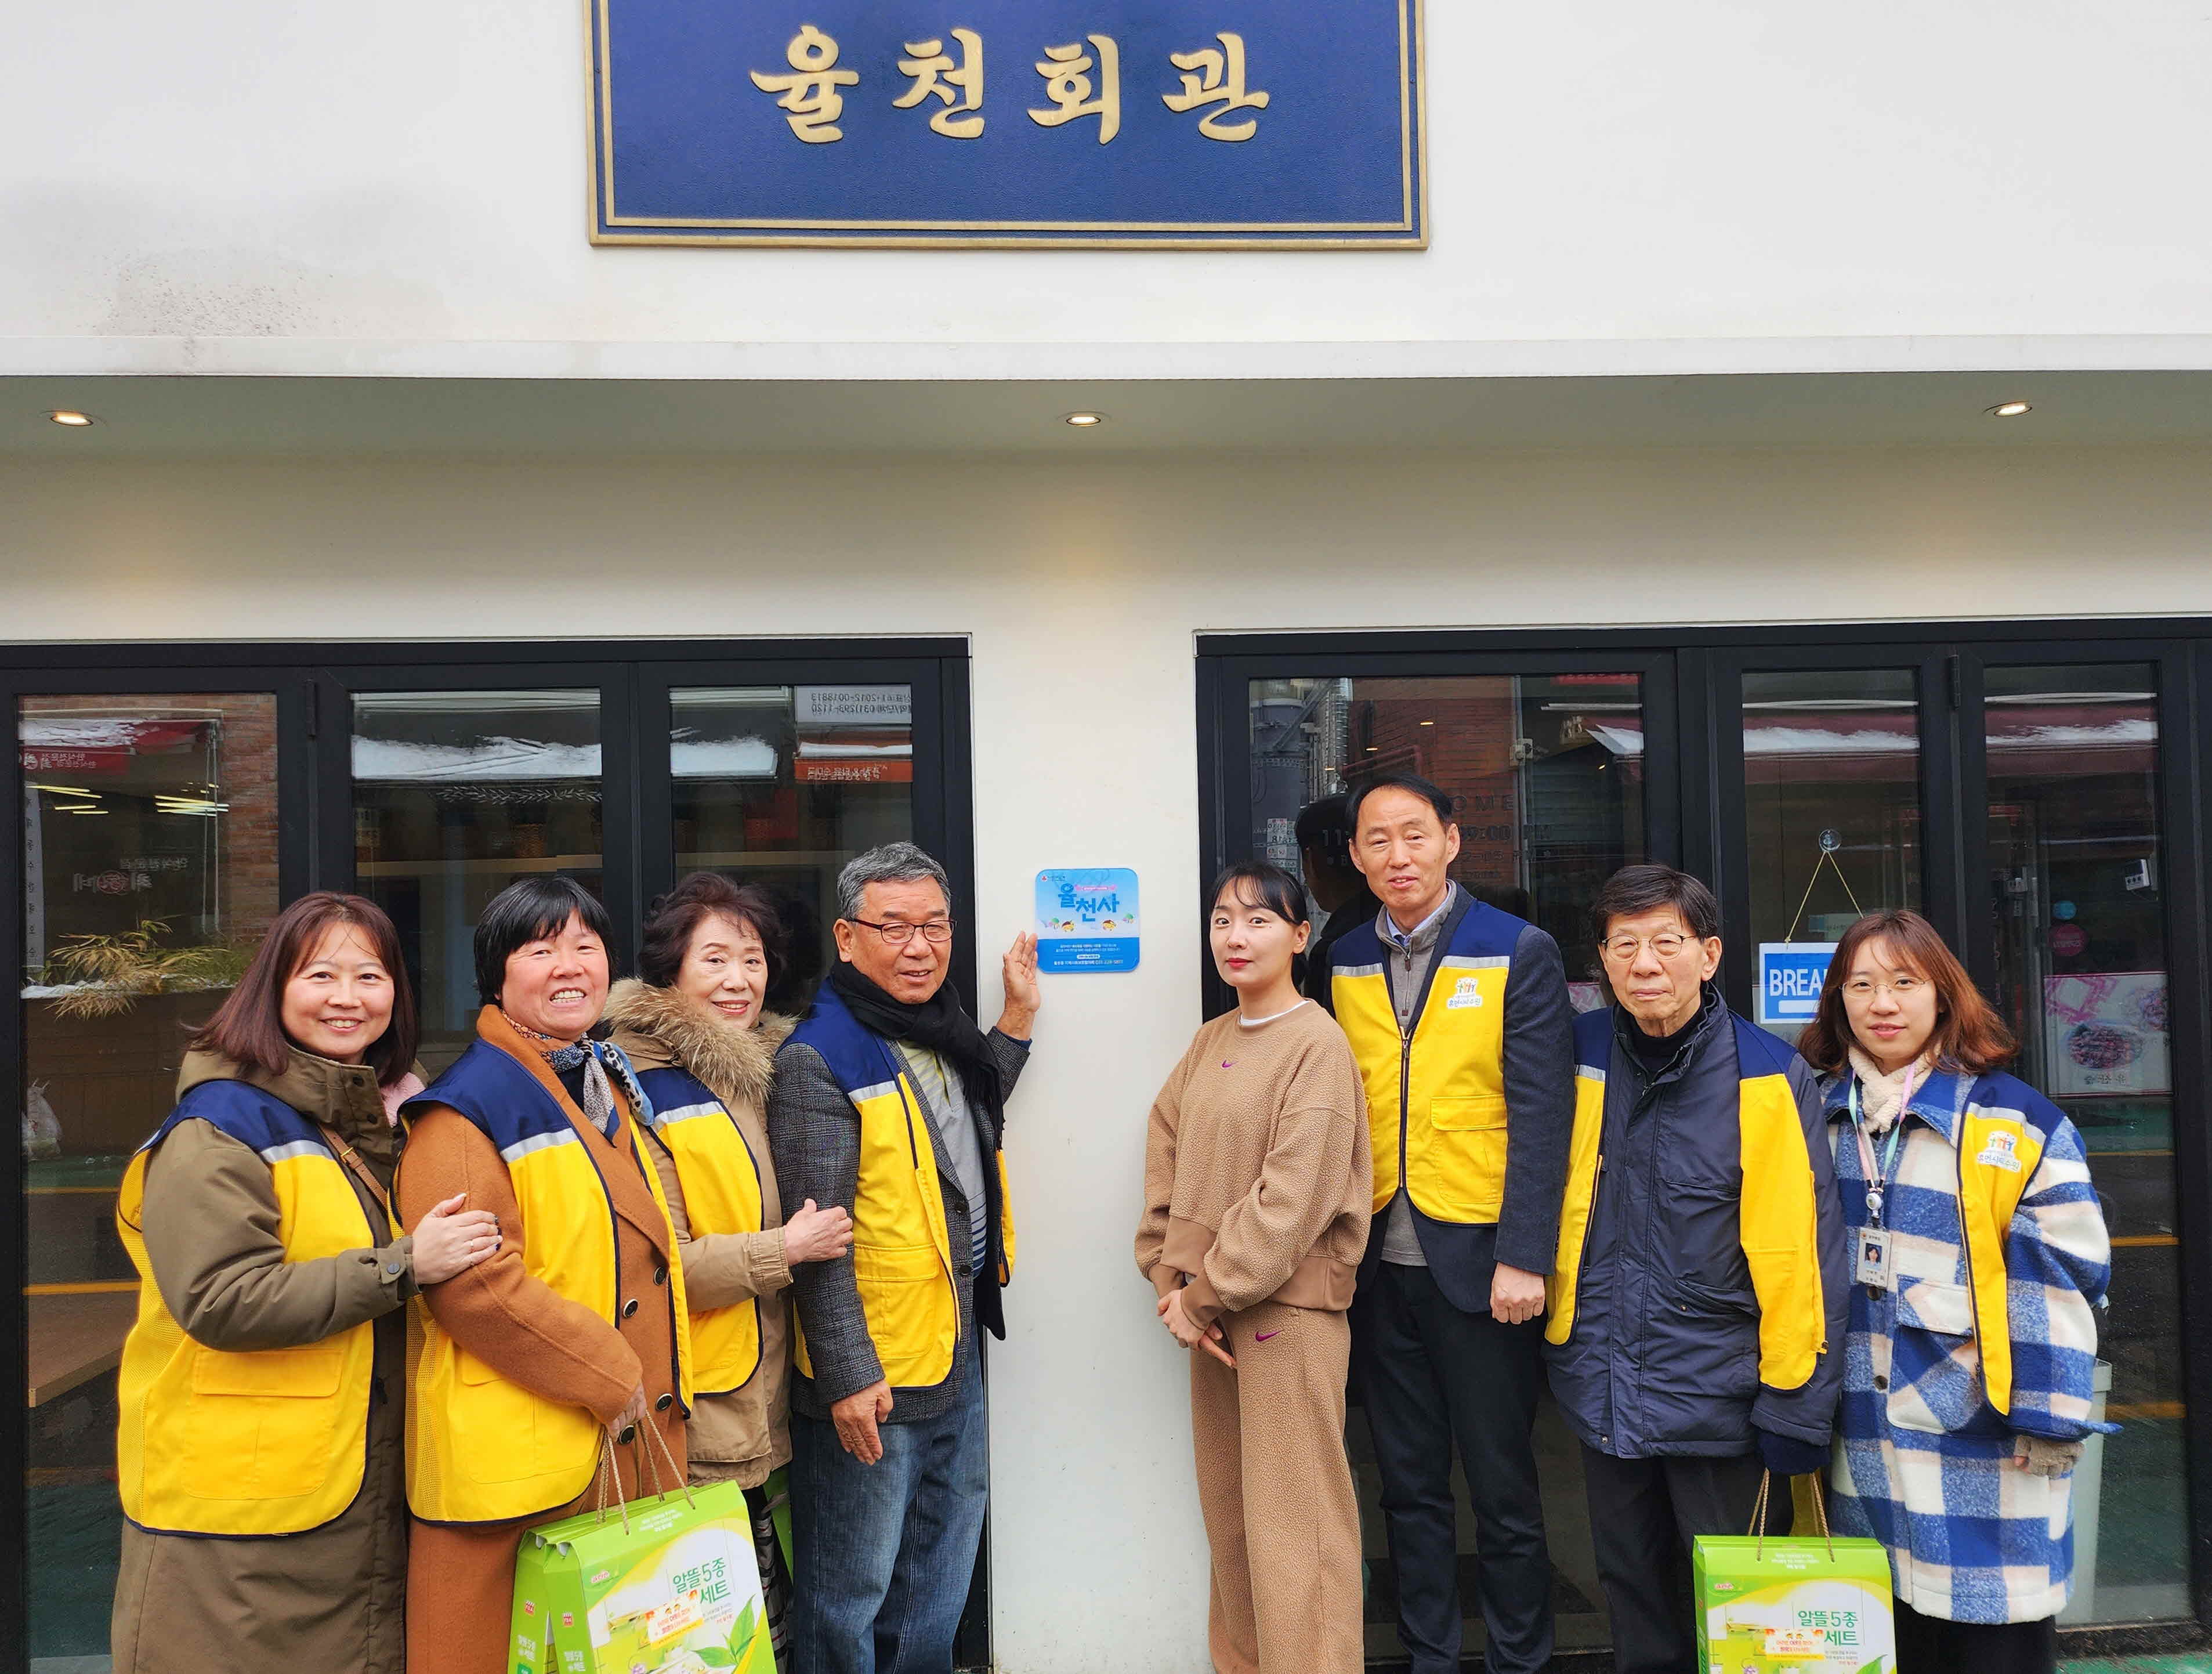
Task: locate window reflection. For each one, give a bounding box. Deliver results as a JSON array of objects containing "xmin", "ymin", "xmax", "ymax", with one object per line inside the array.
[
  {"xmin": 1248, "ymin": 672, "xmax": 1645, "ymax": 1656},
  {"xmin": 18, "ymin": 692, "xmax": 281, "ymax": 1664},
  {"xmin": 352, "ymin": 690, "xmax": 604, "ymax": 1068},
  {"xmin": 671, "ymin": 685, "xmax": 914, "ymax": 1011},
  {"xmin": 1742, "ymin": 670, "xmax": 1922, "ymax": 1039},
  {"xmin": 1984, "ymin": 665, "xmax": 2184, "ymax": 1623}
]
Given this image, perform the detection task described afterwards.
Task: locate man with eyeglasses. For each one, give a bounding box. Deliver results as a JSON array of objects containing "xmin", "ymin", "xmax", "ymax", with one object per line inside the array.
[
  {"xmin": 1544, "ymin": 864, "xmax": 1848, "ymax": 1674},
  {"xmin": 769, "ymin": 842, "xmax": 1041, "ymax": 1674}
]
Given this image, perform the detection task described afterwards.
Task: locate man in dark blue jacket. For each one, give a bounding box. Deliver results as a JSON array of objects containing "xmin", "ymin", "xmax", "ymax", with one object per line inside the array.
[{"xmin": 1545, "ymin": 865, "xmax": 1848, "ymax": 1674}]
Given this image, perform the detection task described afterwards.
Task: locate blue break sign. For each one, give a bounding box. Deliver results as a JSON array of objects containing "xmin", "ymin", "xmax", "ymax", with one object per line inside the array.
[
  {"xmin": 1036, "ymin": 868, "xmax": 1141, "ymax": 974},
  {"xmin": 1757, "ymin": 942, "xmax": 1838, "ymax": 1029}
]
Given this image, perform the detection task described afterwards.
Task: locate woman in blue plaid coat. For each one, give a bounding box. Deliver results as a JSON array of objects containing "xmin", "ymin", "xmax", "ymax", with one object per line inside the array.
[{"xmin": 1798, "ymin": 910, "xmax": 2112, "ymax": 1674}]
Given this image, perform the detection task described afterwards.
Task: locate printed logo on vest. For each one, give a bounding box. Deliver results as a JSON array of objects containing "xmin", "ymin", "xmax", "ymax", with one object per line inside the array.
[
  {"xmin": 1975, "ymin": 1129, "xmax": 2023, "ymax": 1172},
  {"xmin": 1445, "ymin": 976, "xmax": 1486, "ymax": 1011}
]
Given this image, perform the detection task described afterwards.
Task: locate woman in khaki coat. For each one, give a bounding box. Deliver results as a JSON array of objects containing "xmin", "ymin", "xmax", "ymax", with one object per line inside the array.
[
  {"xmin": 606, "ymin": 872, "xmax": 854, "ymax": 1664},
  {"xmin": 110, "ymin": 892, "xmax": 499, "ymax": 1674}
]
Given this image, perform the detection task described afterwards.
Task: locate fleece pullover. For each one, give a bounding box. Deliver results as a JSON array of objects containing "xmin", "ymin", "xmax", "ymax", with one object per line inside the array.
[{"xmin": 1135, "ymin": 1001, "xmax": 1371, "ymax": 1329}]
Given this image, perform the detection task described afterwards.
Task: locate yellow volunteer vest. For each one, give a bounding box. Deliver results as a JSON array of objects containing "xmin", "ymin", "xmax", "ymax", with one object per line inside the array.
[
  {"xmin": 1956, "ymin": 1105, "xmax": 2042, "ymax": 1415},
  {"xmin": 115, "ymin": 1081, "xmax": 385, "ymax": 1536},
  {"xmin": 1546, "ymin": 1013, "xmax": 1827, "ymax": 1393},
  {"xmin": 641, "ymin": 1068, "xmax": 766, "ymax": 1397},
  {"xmin": 401, "ymin": 1039, "xmax": 693, "ymax": 1524},
  {"xmin": 1330, "ymin": 903, "xmax": 1519, "ymax": 1226},
  {"xmin": 787, "ymin": 984, "xmax": 1015, "ymax": 1393}
]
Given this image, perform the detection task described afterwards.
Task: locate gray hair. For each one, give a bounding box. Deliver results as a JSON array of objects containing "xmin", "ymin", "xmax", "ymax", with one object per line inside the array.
[{"xmin": 836, "ymin": 842, "xmax": 952, "ymax": 922}]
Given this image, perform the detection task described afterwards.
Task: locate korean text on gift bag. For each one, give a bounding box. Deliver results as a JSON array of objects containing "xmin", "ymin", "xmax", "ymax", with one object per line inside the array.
[
  {"xmin": 511, "ymin": 1432, "xmax": 774, "ymax": 1674},
  {"xmin": 1693, "ymin": 1474, "xmax": 1895, "ymax": 1673}
]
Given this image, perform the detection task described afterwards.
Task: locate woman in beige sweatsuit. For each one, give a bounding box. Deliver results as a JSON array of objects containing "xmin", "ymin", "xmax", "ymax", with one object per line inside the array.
[{"xmin": 1136, "ymin": 860, "xmax": 1371, "ymax": 1674}]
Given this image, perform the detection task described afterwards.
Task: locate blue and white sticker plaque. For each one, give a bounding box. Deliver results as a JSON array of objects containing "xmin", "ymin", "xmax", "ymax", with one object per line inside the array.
[{"xmin": 1036, "ymin": 867, "xmax": 1141, "ymax": 974}]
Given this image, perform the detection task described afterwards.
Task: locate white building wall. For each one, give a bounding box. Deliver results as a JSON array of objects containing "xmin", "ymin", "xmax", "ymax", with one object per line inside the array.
[
  {"xmin": 5, "ymin": 1, "xmax": 2212, "ymax": 363},
  {"xmin": 6, "ymin": 441, "xmax": 2211, "ymax": 1669}
]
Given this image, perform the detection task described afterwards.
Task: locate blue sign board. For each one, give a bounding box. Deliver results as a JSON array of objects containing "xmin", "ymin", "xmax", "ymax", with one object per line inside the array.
[
  {"xmin": 588, "ymin": 2, "xmax": 1426, "ymax": 247},
  {"xmin": 1036, "ymin": 867, "xmax": 1141, "ymax": 973},
  {"xmin": 1757, "ymin": 942, "xmax": 1839, "ymax": 1028}
]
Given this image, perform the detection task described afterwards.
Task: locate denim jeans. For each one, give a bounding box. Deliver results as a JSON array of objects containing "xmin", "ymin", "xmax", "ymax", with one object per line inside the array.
[{"xmin": 788, "ymin": 1354, "xmax": 989, "ymax": 1674}]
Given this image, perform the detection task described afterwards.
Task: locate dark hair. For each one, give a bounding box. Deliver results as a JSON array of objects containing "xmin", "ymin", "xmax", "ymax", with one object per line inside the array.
[
  {"xmin": 190, "ymin": 892, "xmax": 418, "ymax": 1086},
  {"xmin": 1797, "ymin": 909, "xmax": 2016, "ymax": 1076},
  {"xmin": 638, "ymin": 873, "xmax": 787, "ymax": 990},
  {"xmin": 474, "ymin": 875, "xmax": 614, "ymax": 1006},
  {"xmin": 1293, "ymin": 793, "xmax": 1353, "ymax": 863},
  {"xmin": 1208, "ymin": 861, "xmax": 1309, "ymax": 927},
  {"xmin": 1591, "ymin": 863, "xmax": 1721, "ymax": 942},
  {"xmin": 1345, "ymin": 772, "xmax": 1456, "ymax": 834}
]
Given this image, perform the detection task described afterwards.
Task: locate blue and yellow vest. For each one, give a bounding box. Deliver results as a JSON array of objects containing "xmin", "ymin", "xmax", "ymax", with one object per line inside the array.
[
  {"xmin": 1330, "ymin": 899, "xmax": 1527, "ymax": 1225},
  {"xmin": 786, "ymin": 984, "xmax": 1015, "ymax": 1393},
  {"xmin": 636, "ymin": 1064, "xmax": 765, "ymax": 1398},
  {"xmin": 401, "ymin": 1040, "xmax": 693, "ymax": 1524},
  {"xmin": 1546, "ymin": 1010, "xmax": 1827, "ymax": 1392},
  {"xmin": 114, "ymin": 1081, "xmax": 386, "ymax": 1536}
]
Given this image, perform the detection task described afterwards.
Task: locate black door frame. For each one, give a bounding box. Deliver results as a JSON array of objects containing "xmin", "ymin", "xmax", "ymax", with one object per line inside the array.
[
  {"xmin": 1198, "ymin": 616, "xmax": 2212, "ymax": 1654},
  {"xmin": 2, "ymin": 635, "xmax": 978, "ymax": 1674}
]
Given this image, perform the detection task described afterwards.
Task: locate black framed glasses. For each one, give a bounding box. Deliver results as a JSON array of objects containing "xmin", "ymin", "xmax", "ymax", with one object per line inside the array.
[{"xmin": 849, "ymin": 916, "xmax": 956, "ymax": 947}]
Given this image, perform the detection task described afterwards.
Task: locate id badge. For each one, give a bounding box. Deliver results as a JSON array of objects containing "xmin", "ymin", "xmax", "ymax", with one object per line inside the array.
[{"xmin": 1855, "ymin": 1227, "xmax": 1892, "ymax": 1290}]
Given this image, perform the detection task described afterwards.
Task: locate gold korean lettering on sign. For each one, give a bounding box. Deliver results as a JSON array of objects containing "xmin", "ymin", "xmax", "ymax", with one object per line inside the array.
[
  {"xmin": 751, "ymin": 24, "xmax": 860, "ymax": 143},
  {"xmin": 1028, "ymin": 34, "xmax": 1120, "ymax": 143},
  {"xmin": 1161, "ymin": 31, "xmax": 1269, "ymax": 140},
  {"xmin": 896, "ymin": 27, "xmax": 985, "ymax": 137}
]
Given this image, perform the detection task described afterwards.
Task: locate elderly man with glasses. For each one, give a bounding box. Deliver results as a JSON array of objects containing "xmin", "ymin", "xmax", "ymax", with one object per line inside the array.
[
  {"xmin": 769, "ymin": 842, "xmax": 1040, "ymax": 1674},
  {"xmin": 1543, "ymin": 864, "xmax": 1849, "ymax": 1674}
]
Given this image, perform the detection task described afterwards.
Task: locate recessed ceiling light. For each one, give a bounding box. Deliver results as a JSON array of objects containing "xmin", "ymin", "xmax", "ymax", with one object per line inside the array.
[
  {"xmin": 1062, "ymin": 411, "xmax": 1106, "ymax": 428},
  {"xmin": 1987, "ymin": 400, "xmax": 2032, "ymax": 418},
  {"xmin": 1418, "ymin": 720, "xmax": 1436, "ymax": 727},
  {"xmin": 46, "ymin": 410, "xmax": 98, "ymax": 427}
]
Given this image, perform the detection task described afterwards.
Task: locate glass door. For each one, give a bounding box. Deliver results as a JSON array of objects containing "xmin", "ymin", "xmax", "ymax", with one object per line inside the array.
[
  {"xmin": 1967, "ymin": 655, "xmax": 2189, "ymax": 1624},
  {"xmin": 15, "ymin": 687, "xmax": 298, "ymax": 1666},
  {"xmin": 1229, "ymin": 653, "xmax": 1673, "ymax": 1661}
]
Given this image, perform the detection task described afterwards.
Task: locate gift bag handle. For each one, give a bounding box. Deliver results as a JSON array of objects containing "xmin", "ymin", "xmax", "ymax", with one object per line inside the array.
[
  {"xmin": 588, "ymin": 1415, "xmax": 697, "ymax": 1531},
  {"xmin": 1748, "ymin": 1469, "xmax": 1834, "ymax": 1561},
  {"xmin": 635, "ymin": 1412, "xmax": 697, "ymax": 1510}
]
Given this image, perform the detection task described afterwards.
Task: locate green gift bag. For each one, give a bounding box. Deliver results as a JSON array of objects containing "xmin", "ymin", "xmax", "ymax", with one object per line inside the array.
[
  {"xmin": 1693, "ymin": 1473, "xmax": 1895, "ymax": 1674},
  {"xmin": 510, "ymin": 1429, "xmax": 776, "ymax": 1674}
]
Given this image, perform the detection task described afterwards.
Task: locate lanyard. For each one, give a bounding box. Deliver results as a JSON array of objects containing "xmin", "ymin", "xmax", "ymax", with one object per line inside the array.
[{"xmin": 1848, "ymin": 1069, "xmax": 1919, "ymax": 1227}]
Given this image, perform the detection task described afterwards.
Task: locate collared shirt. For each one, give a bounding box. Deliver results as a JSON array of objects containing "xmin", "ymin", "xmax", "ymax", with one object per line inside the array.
[{"xmin": 1375, "ymin": 883, "xmax": 1462, "ymax": 1265}]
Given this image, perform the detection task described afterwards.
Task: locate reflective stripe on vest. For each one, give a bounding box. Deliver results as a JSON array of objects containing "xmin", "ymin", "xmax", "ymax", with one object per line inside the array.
[
  {"xmin": 785, "ymin": 984, "xmax": 971, "ymax": 1392},
  {"xmin": 400, "ymin": 1039, "xmax": 693, "ymax": 1524},
  {"xmin": 1545, "ymin": 1015, "xmax": 1829, "ymax": 1394},
  {"xmin": 1957, "ymin": 1107, "xmax": 2041, "ymax": 1415},
  {"xmin": 639, "ymin": 1065, "xmax": 764, "ymax": 1399},
  {"xmin": 115, "ymin": 1082, "xmax": 383, "ymax": 1536},
  {"xmin": 1330, "ymin": 903, "xmax": 1523, "ymax": 1225}
]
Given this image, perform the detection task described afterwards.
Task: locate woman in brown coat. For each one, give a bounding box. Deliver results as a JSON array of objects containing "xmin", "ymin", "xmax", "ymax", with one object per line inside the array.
[
  {"xmin": 110, "ymin": 892, "xmax": 499, "ymax": 1674},
  {"xmin": 396, "ymin": 876, "xmax": 693, "ymax": 1674},
  {"xmin": 605, "ymin": 873, "xmax": 855, "ymax": 1664}
]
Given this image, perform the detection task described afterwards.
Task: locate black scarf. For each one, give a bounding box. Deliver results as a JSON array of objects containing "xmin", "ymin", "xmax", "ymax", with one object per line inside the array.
[{"xmin": 827, "ymin": 961, "xmax": 1005, "ymax": 1134}]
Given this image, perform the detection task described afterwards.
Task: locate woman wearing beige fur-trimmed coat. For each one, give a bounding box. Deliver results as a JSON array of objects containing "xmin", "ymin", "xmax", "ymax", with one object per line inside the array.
[{"xmin": 605, "ymin": 874, "xmax": 856, "ymax": 1660}]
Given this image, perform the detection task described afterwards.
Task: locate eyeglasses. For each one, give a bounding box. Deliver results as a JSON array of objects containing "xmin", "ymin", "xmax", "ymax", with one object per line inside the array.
[
  {"xmin": 1842, "ymin": 975, "xmax": 1924, "ymax": 999},
  {"xmin": 1601, "ymin": 932, "xmax": 1700, "ymax": 962},
  {"xmin": 849, "ymin": 917, "xmax": 955, "ymax": 948}
]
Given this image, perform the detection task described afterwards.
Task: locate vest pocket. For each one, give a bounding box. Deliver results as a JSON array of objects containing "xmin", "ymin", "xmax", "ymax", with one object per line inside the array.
[
  {"xmin": 1417, "ymin": 1095, "xmax": 1509, "ymax": 1221},
  {"xmin": 451, "ymin": 1346, "xmax": 542, "ymax": 1483},
  {"xmin": 855, "ymin": 1241, "xmax": 955, "ymax": 1389},
  {"xmin": 1887, "ymin": 1279, "xmax": 1986, "ymax": 1434},
  {"xmin": 182, "ymin": 1342, "xmax": 347, "ymax": 1500}
]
